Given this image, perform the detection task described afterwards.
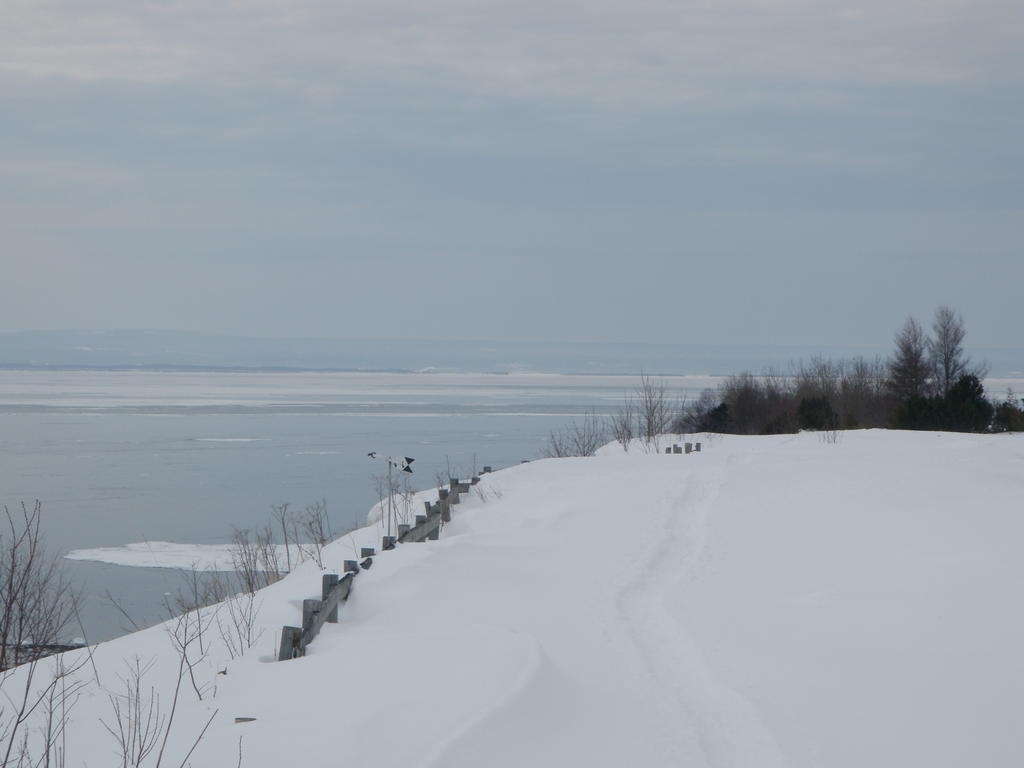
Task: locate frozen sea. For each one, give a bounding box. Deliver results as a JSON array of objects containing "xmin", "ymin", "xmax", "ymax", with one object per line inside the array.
[
  {"xmin": 1, "ymin": 369, "xmax": 716, "ymax": 641},
  {"xmin": 4, "ymin": 363, "xmax": 1022, "ymax": 643}
]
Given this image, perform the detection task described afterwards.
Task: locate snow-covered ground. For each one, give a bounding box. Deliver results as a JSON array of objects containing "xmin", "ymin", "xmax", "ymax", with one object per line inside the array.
[{"xmin": 7, "ymin": 430, "xmax": 1023, "ymax": 767}]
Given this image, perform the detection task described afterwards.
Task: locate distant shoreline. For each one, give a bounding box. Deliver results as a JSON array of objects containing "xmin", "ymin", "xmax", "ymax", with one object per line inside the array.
[{"xmin": 0, "ymin": 365, "xmax": 733, "ymax": 378}]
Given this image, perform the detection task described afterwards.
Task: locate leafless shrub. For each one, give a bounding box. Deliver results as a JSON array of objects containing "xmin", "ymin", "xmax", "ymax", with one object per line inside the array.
[
  {"xmin": 165, "ymin": 607, "xmax": 213, "ymax": 702},
  {"xmin": 270, "ymin": 503, "xmax": 294, "ymax": 573},
  {"xmin": 677, "ymin": 388, "xmax": 719, "ymax": 433},
  {"xmin": 168, "ymin": 564, "xmax": 229, "ymax": 618},
  {"xmin": 374, "ymin": 471, "xmax": 418, "ymax": 534},
  {"xmin": 794, "ymin": 355, "xmax": 842, "ymax": 405},
  {"xmin": 2, "ymin": 654, "xmax": 88, "ymax": 767},
  {"xmin": 0, "ymin": 501, "xmax": 87, "ymax": 766},
  {"xmin": 229, "ymin": 529, "xmax": 264, "ymax": 595},
  {"xmin": 717, "ymin": 371, "xmax": 796, "ymax": 434},
  {"xmin": 101, "ymin": 658, "xmax": 164, "ymax": 767},
  {"xmin": 253, "ymin": 524, "xmax": 282, "ymax": 584},
  {"xmin": 227, "ymin": 523, "xmax": 285, "ymax": 594},
  {"xmin": 35, "ymin": 655, "xmax": 85, "ymax": 768},
  {"xmin": 543, "ymin": 411, "xmax": 608, "ymax": 457},
  {"xmin": 397, "ymin": 477, "xmax": 417, "ymax": 527},
  {"xmin": 1, "ymin": 502, "xmax": 79, "ymax": 671},
  {"xmin": 839, "ymin": 356, "xmax": 891, "ymax": 427},
  {"xmin": 819, "ymin": 427, "xmax": 842, "ymax": 444},
  {"xmin": 707, "ymin": 355, "xmax": 897, "ymax": 434},
  {"xmin": 636, "ymin": 374, "xmax": 676, "ymax": 445},
  {"xmin": 295, "ymin": 499, "xmax": 332, "ymax": 569},
  {"xmin": 471, "ymin": 482, "xmax": 505, "ymax": 504},
  {"xmin": 609, "ymin": 375, "xmax": 682, "ymax": 452},
  {"xmin": 611, "ymin": 399, "xmax": 635, "ymax": 451},
  {"xmin": 216, "ymin": 591, "xmax": 263, "ymax": 661},
  {"xmin": 100, "ymin": 653, "xmax": 218, "ymax": 768}
]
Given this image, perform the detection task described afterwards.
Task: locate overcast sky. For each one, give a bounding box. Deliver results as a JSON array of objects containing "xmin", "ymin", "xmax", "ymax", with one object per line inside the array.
[{"xmin": 3, "ymin": 0, "xmax": 1021, "ymax": 348}]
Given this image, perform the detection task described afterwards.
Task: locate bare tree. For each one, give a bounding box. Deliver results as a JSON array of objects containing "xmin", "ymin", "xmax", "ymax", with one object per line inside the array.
[
  {"xmin": 840, "ymin": 355, "xmax": 891, "ymax": 427},
  {"xmin": 1, "ymin": 502, "xmax": 79, "ymax": 671},
  {"xmin": 269, "ymin": 503, "xmax": 293, "ymax": 573},
  {"xmin": 636, "ymin": 374, "xmax": 675, "ymax": 445},
  {"xmin": 793, "ymin": 355, "xmax": 842, "ymax": 404},
  {"xmin": 229, "ymin": 529, "xmax": 263, "ymax": 595},
  {"xmin": 253, "ymin": 524, "xmax": 282, "ymax": 584},
  {"xmin": 611, "ymin": 399, "xmax": 635, "ymax": 451},
  {"xmin": 676, "ymin": 388, "xmax": 718, "ymax": 433},
  {"xmin": 229, "ymin": 527, "xmax": 283, "ymax": 594},
  {"xmin": 929, "ymin": 306, "xmax": 985, "ymax": 396},
  {"xmin": 295, "ymin": 499, "xmax": 332, "ymax": 568},
  {"xmin": 0, "ymin": 502, "xmax": 87, "ymax": 767}
]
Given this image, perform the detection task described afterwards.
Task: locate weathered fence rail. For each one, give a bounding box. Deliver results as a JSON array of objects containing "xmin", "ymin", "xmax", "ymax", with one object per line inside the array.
[
  {"xmin": 277, "ymin": 443, "xmax": 702, "ymax": 661},
  {"xmin": 665, "ymin": 441, "xmax": 702, "ymax": 454},
  {"xmin": 277, "ymin": 469, "xmax": 490, "ymax": 661},
  {"xmin": 278, "ymin": 570, "xmax": 355, "ymax": 661}
]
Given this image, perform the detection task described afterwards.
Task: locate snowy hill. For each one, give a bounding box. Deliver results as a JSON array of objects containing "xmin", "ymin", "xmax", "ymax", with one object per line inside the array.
[{"xmin": 6, "ymin": 430, "xmax": 1023, "ymax": 767}]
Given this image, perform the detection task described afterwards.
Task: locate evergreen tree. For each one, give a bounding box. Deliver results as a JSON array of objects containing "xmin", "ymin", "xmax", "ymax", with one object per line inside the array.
[
  {"xmin": 942, "ymin": 375, "xmax": 993, "ymax": 432},
  {"xmin": 992, "ymin": 390, "xmax": 1024, "ymax": 432},
  {"xmin": 888, "ymin": 316, "xmax": 931, "ymax": 399},
  {"xmin": 797, "ymin": 396, "xmax": 838, "ymax": 431}
]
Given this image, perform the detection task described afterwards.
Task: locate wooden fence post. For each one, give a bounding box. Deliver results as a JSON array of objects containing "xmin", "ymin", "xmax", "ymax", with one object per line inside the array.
[
  {"xmin": 278, "ymin": 626, "xmax": 302, "ymax": 661},
  {"xmin": 322, "ymin": 574, "xmax": 339, "ymax": 622},
  {"xmin": 302, "ymin": 599, "xmax": 320, "ymax": 629}
]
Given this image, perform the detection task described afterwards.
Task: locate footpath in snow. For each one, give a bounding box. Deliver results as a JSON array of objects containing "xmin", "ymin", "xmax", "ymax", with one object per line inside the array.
[{"xmin": 7, "ymin": 429, "xmax": 1023, "ymax": 767}]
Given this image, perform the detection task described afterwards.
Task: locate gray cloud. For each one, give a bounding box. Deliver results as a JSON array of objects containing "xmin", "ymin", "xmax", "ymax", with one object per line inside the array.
[{"xmin": 2, "ymin": 1, "xmax": 1021, "ymax": 347}]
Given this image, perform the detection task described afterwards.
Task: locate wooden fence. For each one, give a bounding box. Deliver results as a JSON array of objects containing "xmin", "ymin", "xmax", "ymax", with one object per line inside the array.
[
  {"xmin": 665, "ymin": 441, "xmax": 702, "ymax": 454},
  {"xmin": 277, "ymin": 441, "xmax": 704, "ymax": 661},
  {"xmin": 277, "ymin": 471, "xmax": 487, "ymax": 661}
]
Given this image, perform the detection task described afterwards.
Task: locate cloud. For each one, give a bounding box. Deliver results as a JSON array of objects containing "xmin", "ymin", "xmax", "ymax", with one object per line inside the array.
[
  {"xmin": 2, "ymin": 0, "xmax": 1020, "ymax": 108},
  {"xmin": 1, "ymin": 1, "xmax": 1020, "ymax": 345}
]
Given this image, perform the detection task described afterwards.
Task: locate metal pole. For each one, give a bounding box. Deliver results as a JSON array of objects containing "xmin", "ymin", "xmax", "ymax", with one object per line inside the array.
[{"xmin": 387, "ymin": 458, "xmax": 393, "ymax": 539}]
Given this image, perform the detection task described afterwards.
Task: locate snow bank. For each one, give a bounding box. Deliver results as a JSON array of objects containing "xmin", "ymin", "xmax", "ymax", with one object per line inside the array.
[{"xmin": 7, "ymin": 429, "xmax": 1023, "ymax": 767}]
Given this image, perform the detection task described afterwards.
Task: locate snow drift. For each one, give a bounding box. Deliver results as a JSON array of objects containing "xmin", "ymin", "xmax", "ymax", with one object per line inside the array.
[{"xmin": 5, "ymin": 429, "xmax": 1022, "ymax": 767}]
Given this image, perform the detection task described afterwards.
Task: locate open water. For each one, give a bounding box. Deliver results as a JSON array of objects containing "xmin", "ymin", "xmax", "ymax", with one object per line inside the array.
[
  {"xmin": 4, "ymin": 364, "xmax": 1021, "ymax": 642},
  {"xmin": 0, "ymin": 369, "xmax": 713, "ymax": 641}
]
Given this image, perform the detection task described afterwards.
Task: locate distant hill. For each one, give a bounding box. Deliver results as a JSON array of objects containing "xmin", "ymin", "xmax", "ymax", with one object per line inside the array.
[{"xmin": 1, "ymin": 329, "xmax": 1020, "ymax": 377}]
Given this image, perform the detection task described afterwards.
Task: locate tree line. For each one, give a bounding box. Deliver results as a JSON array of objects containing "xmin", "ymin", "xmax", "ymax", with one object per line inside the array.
[{"xmin": 682, "ymin": 306, "xmax": 1023, "ymax": 435}]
